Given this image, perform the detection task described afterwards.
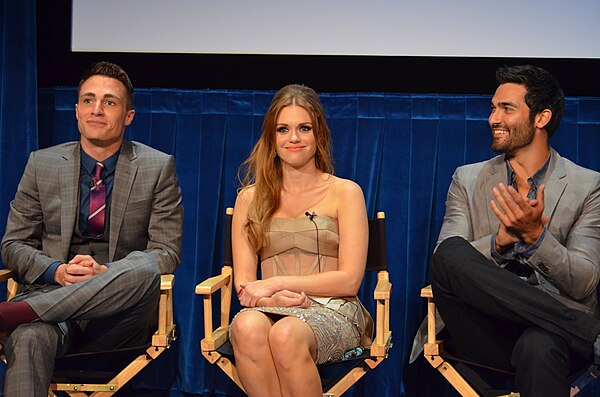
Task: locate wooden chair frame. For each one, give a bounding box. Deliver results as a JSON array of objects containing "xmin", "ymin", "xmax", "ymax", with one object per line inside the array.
[
  {"xmin": 421, "ymin": 285, "xmax": 596, "ymax": 397},
  {"xmin": 196, "ymin": 208, "xmax": 392, "ymax": 397},
  {"xmin": 0, "ymin": 269, "xmax": 176, "ymax": 397}
]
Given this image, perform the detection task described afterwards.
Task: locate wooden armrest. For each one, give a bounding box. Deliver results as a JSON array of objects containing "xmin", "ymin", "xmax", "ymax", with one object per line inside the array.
[
  {"xmin": 420, "ymin": 284, "xmax": 440, "ymax": 348},
  {"xmin": 374, "ymin": 270, "xmax": 391, "ymax": 300},
  {"xmin": 197, "ymin": 266, "xmax": 234, "ymax": 350},
  {"xmin": 153, "ymin": 274, "xmax": 175, "ymax": 347},
  {"xmin": 421, "ymin": 285, "xmax": 433, "ymax": 299},
  {"xmin": 0, "ymin": 268, "xmax": 14, "ymax": 283},
  {"xmin": 1, "ymin": 269, "xmax": 18, "ymax": 301},
  {"xmin": 370, "ymin": 270, "xmax": 392, "ymax": 357},
  {"xmin": 160, "ymin": 274, "xmax": 174, "ymax": 290},
  {"xmin": 195, "ymin": 273, "xmax": 232, "ymax": 295},
  {"xmin": 374, "ymin": 279, "xmax": 391, "ymax": 300}
]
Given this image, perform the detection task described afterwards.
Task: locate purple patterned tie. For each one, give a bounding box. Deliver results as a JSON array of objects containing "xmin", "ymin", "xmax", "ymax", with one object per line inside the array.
[{"xmin": 87, "ymin": 162, "xmax": 106, "ymax": 237}]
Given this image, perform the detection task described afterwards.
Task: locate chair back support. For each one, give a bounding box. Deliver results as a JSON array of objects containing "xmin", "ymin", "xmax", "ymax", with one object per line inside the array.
[
  {"xmin": 366, "ymin": 212, "xmax": 387, "ymax": 272},
  {"xmin": 224, "ymin": 207, "xmax": 234, "ymax": 266}
]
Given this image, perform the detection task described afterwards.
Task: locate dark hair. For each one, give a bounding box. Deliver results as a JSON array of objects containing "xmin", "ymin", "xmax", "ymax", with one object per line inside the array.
[
  {"xmin": 78, "ymin": 62, "xmax": 134, "ymax": 109},
  {"xmin": 496, "ymin": 65, "xmax": 564, "ymax": 137}
]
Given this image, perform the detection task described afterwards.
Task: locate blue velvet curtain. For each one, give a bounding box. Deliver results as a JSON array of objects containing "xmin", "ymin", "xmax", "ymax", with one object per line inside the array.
[
  {"xmin": 0, "ymin": 0, "xmax": 38, "ymax": 241},
  {"xmin": 3, "ymin": 1, "xmax": 600, "ymax": 396},
  {"xmin": 0, "ymin": 0, "xmax": 37, "ymax": 391},
  {"xmin": 33, "ymin": 87, "xmax": 600, "ymax": 396}
]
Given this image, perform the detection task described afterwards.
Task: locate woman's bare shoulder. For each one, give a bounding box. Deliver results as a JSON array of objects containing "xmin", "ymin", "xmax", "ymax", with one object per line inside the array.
[
  {"xmin": 236, "ymin": 185, "xmax": 256, "ymax": 207},
  {"xmin": 329, "ymin": 175, "xmax": 364, "ymax": 195}
]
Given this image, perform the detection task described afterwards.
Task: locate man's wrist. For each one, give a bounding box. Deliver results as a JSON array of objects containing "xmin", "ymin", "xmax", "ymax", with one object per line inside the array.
[
  {"xmin": 494, "ymin": 236, "xmax": 514, "ymax": 253},
  {"xmin": 53, "ymin": 264, "xmax": 68, "ymax": 285},
  {"xmin": 521, "ymin": 225, "xmax": 545, "ymax": 246}
]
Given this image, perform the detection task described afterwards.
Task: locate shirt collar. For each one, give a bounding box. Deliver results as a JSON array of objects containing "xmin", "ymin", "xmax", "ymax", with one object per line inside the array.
[
  {"xmin": 505, "ymin": 150, "xmax": 552, "ymax": 200},
  {"xmin": 80, "ymin": 147, "xmax": 121, "ymax": 176}
]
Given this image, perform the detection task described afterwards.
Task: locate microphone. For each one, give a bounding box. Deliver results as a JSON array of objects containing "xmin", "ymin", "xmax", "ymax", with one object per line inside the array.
[
  {"xmin": 305, "ymin": 211, "xmax": 316, "ymax": 221},
  {"xmin": 305, "ymin": 211, "xmax": 321, "ymax": 272}
]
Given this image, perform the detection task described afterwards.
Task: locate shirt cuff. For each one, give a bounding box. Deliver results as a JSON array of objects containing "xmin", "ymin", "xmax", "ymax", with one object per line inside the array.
[
  {"xmin": 514, "ymin": 228, "xmax": 547, "ymax": 259},
  {"xmin": 490, "ymin": 233, "xmax": 515, "ymax": 264},
  {"xmin": 38, "ymin": 261, "xmax": 62, "ymax": 284}
]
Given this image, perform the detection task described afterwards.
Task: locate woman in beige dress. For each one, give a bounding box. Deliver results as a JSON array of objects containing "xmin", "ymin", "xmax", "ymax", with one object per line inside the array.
[{"xmin": 230, "ymin": 84, "xmax": 373, "ymax": 397}]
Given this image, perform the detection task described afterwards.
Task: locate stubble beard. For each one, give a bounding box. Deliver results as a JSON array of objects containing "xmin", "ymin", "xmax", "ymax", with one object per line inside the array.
[{"xmin": 491, "ymin": 122, "xmax": 535, "ymax": 155}]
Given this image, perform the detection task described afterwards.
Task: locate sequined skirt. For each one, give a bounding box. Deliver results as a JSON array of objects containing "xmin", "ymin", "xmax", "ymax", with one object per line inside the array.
[{"xmin": 233, "ymin": 304, "xmax": 362, "ymax": 364}]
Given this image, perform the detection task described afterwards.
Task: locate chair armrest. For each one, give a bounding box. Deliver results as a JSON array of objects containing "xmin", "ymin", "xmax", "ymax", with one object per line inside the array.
[
  {"xmin": 195, "ymin": 273, "xmax": 231, "ymax": 295},
  {"xmin": 196, "ymin": 266, "xmax": 233, "ymax": 352},
  {"xmin": 374, "ymin": 277, "xmax": 391, "ymax": 300},
  {"xmin": 371, "ymin": 270, "xmax": 392, "ymax": 357},
  {"xmin": 153, "ymin": 274, "xmax": 176, "ymax": 348},
  {"xmin": 0, "ymin": 269, "xmax": 18, "ymax": 301},
  {"xmin": 160, "ymin": 274, "xmax": 174, "ymax": 290},
  {"xmin": 420, "ymin": 285, "xmax": 433, "ymax": 298},
  {"xmin": 0, "ymin": 268, "xmax": 14, "ymax": 283},
  {"xmin": 420, "ymin": 284, "xmax": 442, "ymax": 355}
]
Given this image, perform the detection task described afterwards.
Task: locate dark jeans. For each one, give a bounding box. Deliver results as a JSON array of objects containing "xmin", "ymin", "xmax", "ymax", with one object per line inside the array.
[{"xmin": 431, "ymin": 236, "xmax": 599, "ymax": 397}]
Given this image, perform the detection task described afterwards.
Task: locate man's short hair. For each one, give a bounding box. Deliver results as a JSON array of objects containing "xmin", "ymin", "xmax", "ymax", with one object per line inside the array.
[
  {"xmin": 78, "ymin": 62, "xmax": 134, "ymax": 109},
  {"xmin": 496, "ymin": 65, "xmax": 564, "ymax": 137}
]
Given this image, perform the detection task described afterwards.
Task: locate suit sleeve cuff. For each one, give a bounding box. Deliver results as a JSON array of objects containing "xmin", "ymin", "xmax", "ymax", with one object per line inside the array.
[{"xmin": 37, "ymin": 261, "xmax": 62, "ymax": 284}]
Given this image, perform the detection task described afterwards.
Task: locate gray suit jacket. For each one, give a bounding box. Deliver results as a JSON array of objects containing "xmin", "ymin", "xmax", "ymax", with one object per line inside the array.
[
  {"xmin": 437, "ymin": 148, "xmax": 600, "ymax": 316},
  {"xmin": 1, "ymin": 140, "xmax": 183, "ymax": 285}
]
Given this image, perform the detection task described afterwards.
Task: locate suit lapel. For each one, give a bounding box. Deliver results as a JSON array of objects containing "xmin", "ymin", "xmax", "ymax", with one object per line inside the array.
[
  {"xmin": 480, "ymin": 155, "xmax": 506, "ymax": 234},
  {"xmin": 109, "ymin": 141, "xmax": 138, "ymax": 261},
  {"xmin": 59, "ymin": 145, "xmax": 80, "ymax": 260},
  {"xmin": 542, "ymin": 149, "xmax": 567, "ymax": 219}
]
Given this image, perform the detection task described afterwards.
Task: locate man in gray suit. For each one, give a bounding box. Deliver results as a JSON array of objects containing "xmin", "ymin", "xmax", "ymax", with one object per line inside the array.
[
  {"xmin": 0, "ymin": 62, "xmax": 183, "ymax": 396},
  {"xmin": 431, "ymin": 65, "xmax": 600, "ymax": 396}
]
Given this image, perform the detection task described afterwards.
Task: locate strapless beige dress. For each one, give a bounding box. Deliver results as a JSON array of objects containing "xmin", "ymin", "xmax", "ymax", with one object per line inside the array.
[{"xmin": 234, "ymin": 216, "xmax": 373, "ymax": 364}]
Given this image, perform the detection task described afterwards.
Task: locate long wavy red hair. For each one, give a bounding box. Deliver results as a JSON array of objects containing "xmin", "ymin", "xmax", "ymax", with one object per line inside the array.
[{"xmin": 239, "ymin": 84, "xmax": 333, "ymax": 253}]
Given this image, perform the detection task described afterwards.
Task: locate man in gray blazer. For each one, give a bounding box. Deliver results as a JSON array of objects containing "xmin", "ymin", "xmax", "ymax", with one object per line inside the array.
[
  {"xmin": 0, "ymin": 62, "xmax": 183, "ymax": 396},
  {"xmin": 431, "ymin": 65, "xmax": 600, "ymax": 396}
]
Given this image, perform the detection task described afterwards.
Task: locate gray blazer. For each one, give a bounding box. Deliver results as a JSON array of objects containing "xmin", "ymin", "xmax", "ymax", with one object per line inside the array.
[
  {"xmin": 1, "ymin": 140, "xmax": 183, "ymax": 285},
  {"xmin": 438, "ymin": 148, "xmax": 600, "ymax": 316}
]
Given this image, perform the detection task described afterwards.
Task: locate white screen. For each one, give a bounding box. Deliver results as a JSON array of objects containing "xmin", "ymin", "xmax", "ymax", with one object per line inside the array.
[{"xmin": 72, "ymin": 0, "xmax": 600, "ymax": 58}]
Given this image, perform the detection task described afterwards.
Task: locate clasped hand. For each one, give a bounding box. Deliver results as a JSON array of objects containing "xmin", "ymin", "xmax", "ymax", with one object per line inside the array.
[
  {"xmin": 238, "ymin": 279, "xmax": 310, "ymax": 308},
  {"xmin": 56, "ymin": 254, "xmax": 107, "ymax": 286},
  {"xmin": 491, "ymin": 183, "xmax": 548, "ymax": 249}
]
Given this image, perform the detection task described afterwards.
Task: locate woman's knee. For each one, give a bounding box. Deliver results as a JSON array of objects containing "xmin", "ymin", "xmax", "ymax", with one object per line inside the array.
[
  {"xmin": 268, "ymin": 318, "xmax": 315, "ymax": 366},
  {"xmin": 230, "ymin": 311, "xmax": 271, "ymax": 353}
]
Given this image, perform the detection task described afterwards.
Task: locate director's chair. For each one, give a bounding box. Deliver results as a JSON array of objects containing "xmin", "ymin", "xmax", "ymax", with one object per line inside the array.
[
  {"xmin": 196, "ymin": 207, "xmax": 392, "ymax": 397},
  {"xmin": 0, "ymin": 268, "xmax": 176, "ymax": 397},
  {"xmin": 420, "ymin": 285, "xmax": 600, "ymax": 397}
]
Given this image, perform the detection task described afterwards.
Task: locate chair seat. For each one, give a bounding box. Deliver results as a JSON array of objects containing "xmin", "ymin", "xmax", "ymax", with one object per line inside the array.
[{"xmin": 52, "ymin": 343, "xmax": 154, "ymax": 382}]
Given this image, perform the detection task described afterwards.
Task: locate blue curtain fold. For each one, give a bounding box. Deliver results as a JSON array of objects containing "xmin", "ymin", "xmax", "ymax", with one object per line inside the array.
[
  {"xmin": 3, "ymin": 2, "xmax": 600, "ymax": 395},
  {"xmin": 29, "ymin": 87, "xmax": 600, "ymax": 397},
  {"xmin": 0, "ymin": 0, "xmax": 38, "ymax": 247},
  {"xmin": 0, "ymin": 0, "xmax": 38, "ymax": 391}
]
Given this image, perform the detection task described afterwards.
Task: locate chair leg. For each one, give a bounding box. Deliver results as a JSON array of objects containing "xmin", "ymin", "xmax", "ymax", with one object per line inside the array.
[
  {"xmin": 323, "ymin": 357, "xmax": 383, "ymax": 397},
  {"xmin": 424, "ymin": 352, "xmax": 480, "ymax": 397},
  {"xmin": 215, "ymin": 355, "xmax": 246, "ymax": 393}
]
